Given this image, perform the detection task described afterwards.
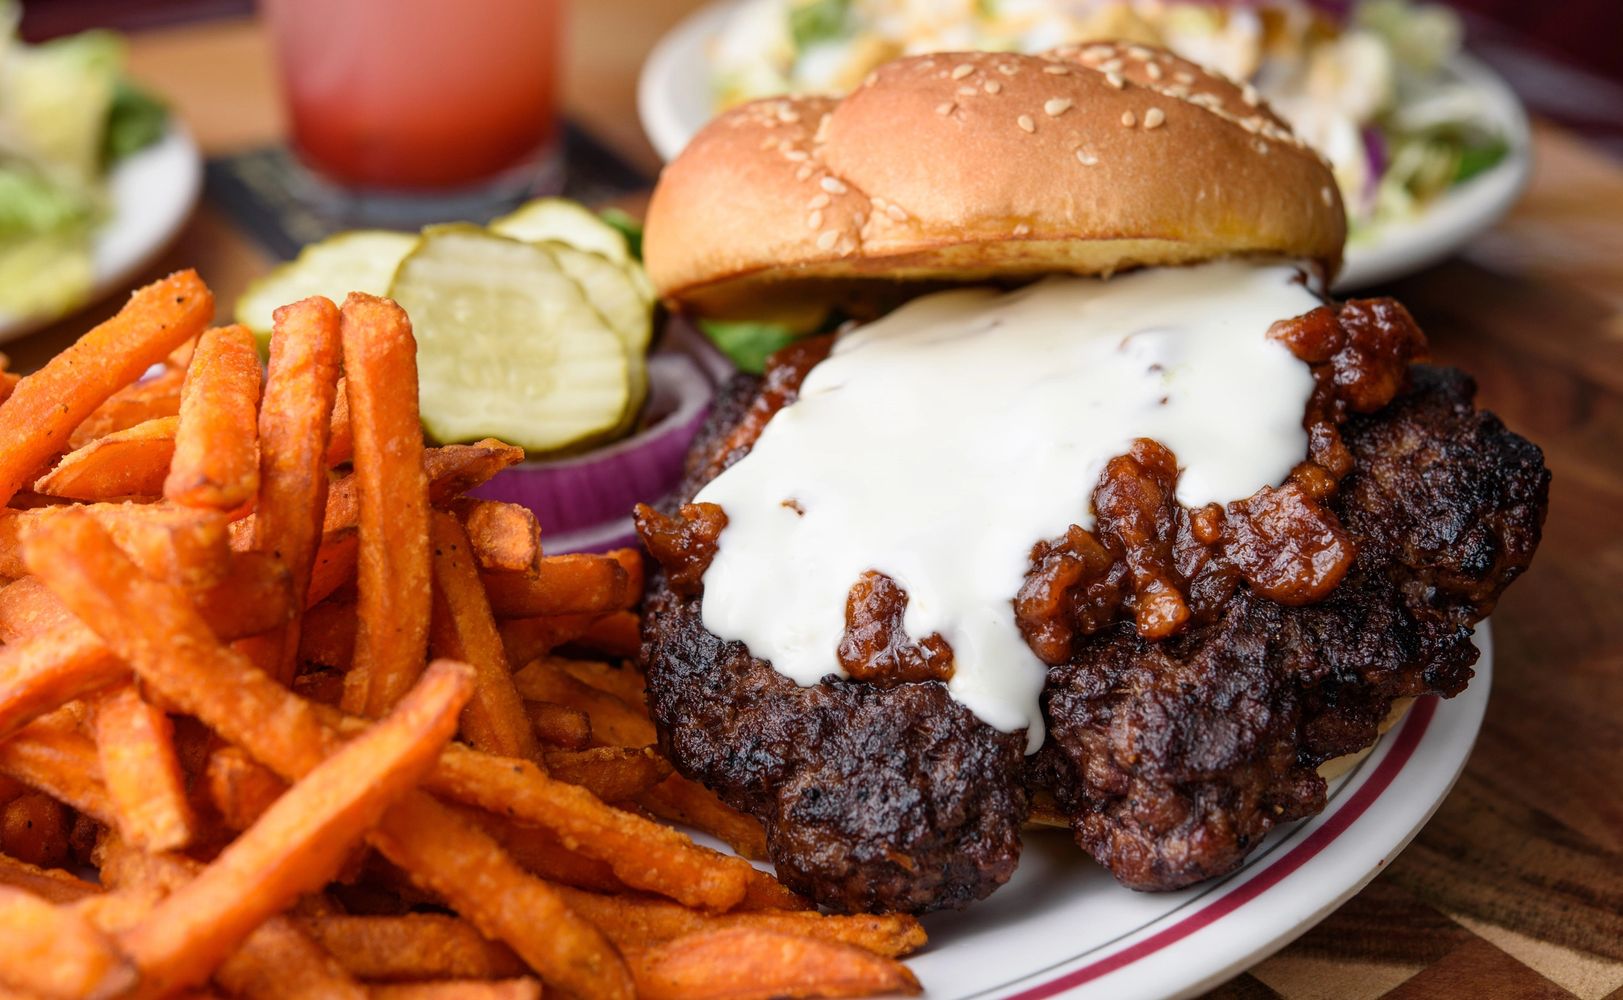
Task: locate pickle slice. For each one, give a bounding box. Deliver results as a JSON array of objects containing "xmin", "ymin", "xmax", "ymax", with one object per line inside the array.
[
  {"xmin": 489, "ymin": 197, "xmax": 633, "ymax": 265},
  {"xmin": 388, "ymin": 225, "xmax": 630, "ymax": 454},
  {"xmin": 235, "ymin": 230, "xmax": 417, "ymax": 350},
  {"xmin": 541, "ymin": 241, "xmax": 653, "ymax": 436}
]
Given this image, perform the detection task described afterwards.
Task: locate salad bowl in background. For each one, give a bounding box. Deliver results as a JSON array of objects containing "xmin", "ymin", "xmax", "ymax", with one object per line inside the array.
[
  {"xmin": 0, "ymin": 6, "xmax": 202, "ymax": 341},
  {"xmin": 638, "ymin": 0, "xmax": 1531, "ymax": 291}
]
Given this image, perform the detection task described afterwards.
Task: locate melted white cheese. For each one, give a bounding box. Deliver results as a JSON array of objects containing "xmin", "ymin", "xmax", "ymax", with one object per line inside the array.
[{"xmin": 695, "ymin": 261, "xmax": 1322, "ymax": 752}]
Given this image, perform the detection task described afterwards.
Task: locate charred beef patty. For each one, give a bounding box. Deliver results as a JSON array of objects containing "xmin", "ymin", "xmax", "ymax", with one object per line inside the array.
[{"xmin": 638, "ymin": 318, "xmax": 1548, "ymax": 911}]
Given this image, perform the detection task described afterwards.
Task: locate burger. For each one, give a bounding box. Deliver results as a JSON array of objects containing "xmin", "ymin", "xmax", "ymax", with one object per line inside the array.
[{"xmin": 632, "ymin": 42, "xmax": 1549, "ymax": 915}]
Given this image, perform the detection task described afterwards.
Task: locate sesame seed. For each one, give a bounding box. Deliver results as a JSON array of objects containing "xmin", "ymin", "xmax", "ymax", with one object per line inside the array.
[
  {"xmin": 985, "ymin": 80, "xmax": 1002, "ymax": 94},
  {"xmin": 783, "ymin": 148, "xmax": 808, "ymax": 161},
  {"xmin": 814, "ymin": 115, "xmax": 832, "ymax": 144},
  {"xmin": 1105, "ymin": 72, "xmax": 1124, "ymax": 89},
  {"xmin": 777, "ymin": 107, "xmax": 801, "ymax": 124},
  {"xmin": 885, "ymin": 203, "xmax": 908, "ymax": 221},
  {"xmin": 1242, "ymin": 83, "xmax": 1260, "ymax": 106},
  {"xmin": 1082, "ymin": 44, "xmax": 1115, "ymax": 59},
  {"xmin": 864, "ymin": 71, "xmax": 879, "ymax": 88},
  {"xmin": 1175, "ymin": 71, "xmax": 1196, "ymax": 85},
  {"xmin": 820, "ymin": 176, "xmax": 847, "ymax": 194},
  {"xmin": 1143, "ymin": 107, "xmax": 1165, "ymax": 129},
  {"xmin": 1100, "ymin": 58, "xmax": 1124, "ymax": 73},
  {"xmin": 1145, "ymin": 62, "xmax": 1163, "ymax": 80},
  {"xmin": 1075, "ymin": 147, "xmax": 1098, "ymax": 166},
  {"xmin": 958, "ymin": 86, "xmax": 978, "ymax": 96},
  {"xmin": 1242, "ymin": 116, "xmax": 1262, "ymax": 134},
  {"xmin": 1044, "ymin": 98, "xmax": 1073, "ymax": 117},
  {"xmin": 795, "ymin": 164, "xmax": 813, "ymax": 181},
  {"xmin": 1165, "ymin": 83, "xmax": 1190, "ymax": 99},
  {"xmin": 1013, "ymin": 223, "xmax": 1031, "ymax": 236},
  {"xmin": 809, "ymin": 192, "xmax": 831, "ymax": 209},
  {"xmin": 807, "ymin": 210, "xmax": 823, "ymax": 229},
  {"xmin": 853, "ymin": 212, "xmax": 866, "ymax": 228},
  {"xmin": 952, "ymin": 63, "xmax": 976, "ymax": 80},
  {"xmin": 1017, "ymin": 114, "xmax": 1036, "ymax": 133},
  {"xmin": 816, "ymin": 229, "xmax": 839, "ymax": 251},
  {"xmin": 935, "ymin": 101, "xmax": 956, "ymax": 116},
  {"xmin": 1043, "ymin": 64, "xmax": 1070, "ymax": 75},
  {"xmin": 1121, "ymin": 110, "xmax": 1137, "ymax": 128},
  {"xmin": 837, "ymin": 234, "xmax": 857, "ymax": 255},
  {"xmin": 1254, "ymin": 139, "xmax": 1270, "ymax": 155},
  {"xmin": 1127, "ymin": 45, "xmax": 1154, "ymax": 60},
  {"xmin": 998, "ymin": 63, "xmax": 1017, "ymax": 76}
]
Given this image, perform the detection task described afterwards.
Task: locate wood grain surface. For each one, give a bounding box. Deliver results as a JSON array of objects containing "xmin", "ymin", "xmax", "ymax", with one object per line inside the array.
[{"xmin": 7, "ymin": 10, "xmax": 1620, "ymax": 999}]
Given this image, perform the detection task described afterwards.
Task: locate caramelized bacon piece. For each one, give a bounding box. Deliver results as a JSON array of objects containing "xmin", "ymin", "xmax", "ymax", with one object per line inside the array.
[{"xmin": 837, "ymin": 572, "xmax": 954, "ymax": 685}]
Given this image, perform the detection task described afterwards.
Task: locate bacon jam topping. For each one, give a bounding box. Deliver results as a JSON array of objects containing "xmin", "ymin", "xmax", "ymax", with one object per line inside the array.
[
  {"xmin": 1016, "ymin": 298, "xmax": 1427, "ymax": 661},
  {"xmin": 637, "ymin": 297, "xmax": 1428, "ymax": 681}
]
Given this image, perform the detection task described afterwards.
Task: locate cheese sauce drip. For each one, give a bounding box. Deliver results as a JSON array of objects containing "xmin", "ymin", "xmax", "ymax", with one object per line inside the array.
[{"xmin": 695, "ymin": 261, "xmax": 1322, "ymax": 752}]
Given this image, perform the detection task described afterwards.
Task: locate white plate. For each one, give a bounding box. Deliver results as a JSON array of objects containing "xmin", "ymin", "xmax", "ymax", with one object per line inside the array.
[
  {"xmin": 704, "ymin": 626, "xmax": 1490, "ymax": 999},
  {"xmin": 0, "ymin": 121, "xmax": 204, "ymax": 343},
  {"xmin": 637, "ymin": 0, "xmax": 1531, "ymax": 293}
]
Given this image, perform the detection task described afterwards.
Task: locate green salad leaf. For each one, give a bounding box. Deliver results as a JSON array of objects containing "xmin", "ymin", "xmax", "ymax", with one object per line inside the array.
[
  {"xmin": 103, "ymin": 79, "xmax": 168, "ymax": 165},
  {"xmin": 598, "ymin": 207, "xmax": 645, "ymax": 262},
  {"xmin": 1454, "ymin": 139, "xmax": 1508, "ymax": 184},
  {"xmin": 699, "ymin": 319, "xmax": 801, "ymax": 374},
  {"xmin": 789, "ymin": 0, "xmax": 850, "ymax": 50}
]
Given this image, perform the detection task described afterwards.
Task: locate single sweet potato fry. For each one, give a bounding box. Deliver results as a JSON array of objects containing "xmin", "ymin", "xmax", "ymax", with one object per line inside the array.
[
  {"xmin": 301, "ymin": 914, "xmax": 525, "ymax": 982},
  {"xmin": 512, "ymin": 658, "xmax": 656, "ymax": 746},
  {"xmin": 639, "ymin": 776, "xmax": 774, "ymax": 866},
  {"xmin": 68, "ymin": 365, "xmax": 186, "ymax": 450},
  {"xmin": 555, "ymin": 886, "xmax": 925, "ymax": 958},
  {"xmin": 116, "ymin": 659, "xmax": 473, "ymax": 995},
  {"xmin": 251, "ymin": 295, "xmax": 342, "ymax": 683},
  {"xmin": 338, "ymin": 293, "xmax": 431, "ymax": 718},
  {"xmin": 297, "ymin": 599, "xmax": 356, "ymax": 670},
  {"xmin": 94, "ymin": 684, "xmax": 196, "ymax": 852},
  {"xmin": 500, "ymin": 613, "xmax": 606, "ymax": 667},
  {"xmin": 483, "ymin": 549, "xmax": 644, "ymax": 618},
  {"xmin": 0, "ymin": 714, "xmax": 115, "ymax": 824},
  {"xmin": 0, "ymin": 852, "xmax": 99, "ymax": 903},
  {"xmin": 326, "ymin": 377, "xmax": 353, "ymax": 466},
  {"xmin": 577, "ymin": 609, "xmax": 642, "ymax": 660},
  {"xmin": 0, "ymin": 885, "xmax": 138, "ymax": 999},
  {"xmin": 0, "ymin": 502, "xmax": 230, "ymax": 585},
  {"xmin": 544, "ymin": 746, "xmax": 672, "ymax": 802},
  {"xmin": 0, "ymin": 270, "xmax": 211, "ymax": 505},
  {"xmin": 427, "ymin": 745, "xmax": 752, "ymax": 911},
  {"xmin": 554, "ymin": 657, "xmax": 646, "ymax": 706},
  {"xmin": 370, "ymin": 980, "xmax": 541, "ymax": 1000},
  {"xmin": 454, "ymin": 499, "xmax": 541, "ymax": 575},
  {"xmin": 628, "ymin": 929, "xmax": 921, "ymax": 1000},
  {"xmin": 0, "ymin": 790, "xmax": 68, "ymax": 867},
  {"xmin": 527, "ymin": 700, "xmax": 592, "ymax": 750},
  {"xmin": 164, "ymin": 324, "xmax": 263, "ymax": 510},
  {"xmin": 204, "ymin": 746, "xmax": 288, "ymax": 833},
  {"xmin": 27, "ymin": 513, "xmax": 631, "ymax": 1000},
  {"xmin": 33, "ymin": 415, "xmax": 178, "ymax": 501},
  {"xmin": 428, "ymin": 510, "xmax": 538, "ymax": 761}
]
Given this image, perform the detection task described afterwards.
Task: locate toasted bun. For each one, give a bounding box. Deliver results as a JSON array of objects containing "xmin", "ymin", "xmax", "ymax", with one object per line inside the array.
[{"xmin": 645, "ymin": 43, "xmax": 1345, "ymax": 319}]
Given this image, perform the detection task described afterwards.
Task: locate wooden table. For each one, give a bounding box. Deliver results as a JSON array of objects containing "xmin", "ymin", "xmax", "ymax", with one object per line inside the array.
[{"xmin": 17, "ymin": 10, "xmax": 1623, "ymax": 999}]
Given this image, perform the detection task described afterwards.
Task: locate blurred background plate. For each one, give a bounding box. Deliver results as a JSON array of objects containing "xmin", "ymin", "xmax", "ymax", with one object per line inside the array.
[
  {"xmin": 0, "ymin": 120, "xmax": 203, "ymax": 344},
  {"xmin": 638, "ymin": 0, "xmax": 1532, "ymax": 294}
]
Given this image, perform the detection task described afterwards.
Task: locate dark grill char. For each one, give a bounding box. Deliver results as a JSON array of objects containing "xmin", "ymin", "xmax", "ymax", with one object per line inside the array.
[{"xmin": 640, "ymin": 361, "xmax": 1548, "ymax": 910}]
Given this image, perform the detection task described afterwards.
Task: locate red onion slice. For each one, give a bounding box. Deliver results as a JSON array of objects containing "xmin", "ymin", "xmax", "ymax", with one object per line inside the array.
[{"xmin": 471, "ymin": 352, "xmax": 713, "ymax": 551}]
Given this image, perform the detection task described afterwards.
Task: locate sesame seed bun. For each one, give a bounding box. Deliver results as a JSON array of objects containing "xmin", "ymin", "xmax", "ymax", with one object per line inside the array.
[{"xmin": 644, "ymin": 44, "xmax": 1346, "ymax": 320}]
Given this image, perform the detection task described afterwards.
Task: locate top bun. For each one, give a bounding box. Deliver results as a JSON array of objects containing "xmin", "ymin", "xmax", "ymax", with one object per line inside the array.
[{"xmin": 644, "ymin": 42, "xmax": 1346, "ymax": 320}]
